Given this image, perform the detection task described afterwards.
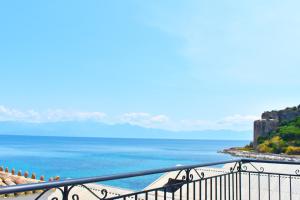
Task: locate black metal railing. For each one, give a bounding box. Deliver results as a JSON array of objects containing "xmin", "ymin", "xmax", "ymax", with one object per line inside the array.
[{"xmin": 0, "ymin": 159, "xmax": 299, "ymax": 200}]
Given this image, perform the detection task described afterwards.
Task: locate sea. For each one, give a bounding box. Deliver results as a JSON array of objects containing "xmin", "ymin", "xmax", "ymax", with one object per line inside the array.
[{"xmin": 0, "ymin": 135, "xmax": 249, "ymax": 190}]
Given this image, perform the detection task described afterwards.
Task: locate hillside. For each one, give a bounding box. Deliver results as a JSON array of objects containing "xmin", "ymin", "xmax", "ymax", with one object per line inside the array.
[{"xmin": 253, "ymin": 105, "xmax": 300, "ymax": 147}]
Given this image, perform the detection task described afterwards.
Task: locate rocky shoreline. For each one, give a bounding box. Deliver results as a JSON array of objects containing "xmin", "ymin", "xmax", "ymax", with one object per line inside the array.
[{"xmin": 221, "ymin": 148, "xmax": 300, "ymax": 162}]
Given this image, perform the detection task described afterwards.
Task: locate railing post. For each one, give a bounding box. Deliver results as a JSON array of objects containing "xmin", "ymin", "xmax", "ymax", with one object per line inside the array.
[
  {"xmin": 62, "ymin": 186, "xmax": 69, "ymax": 200},
  {"xmin": 186, "ymin": 169, "xmax": 191, "ymax": 200},
  {"xmin": 238, "ymin": 161, "xmax": 242, "ymax": 200}
]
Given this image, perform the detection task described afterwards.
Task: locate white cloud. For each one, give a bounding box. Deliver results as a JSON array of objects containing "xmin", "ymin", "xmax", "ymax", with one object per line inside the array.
[
  {"xmin": 0, "ymin": 105, "xmax": 106, "ymax": 123},
  {"xmin": 45, "ymin": 109, "xmax": 106, "ymax": 122},
  {"xmin": 0, "ymin": 105, "xmax": 34, "ymax": 121},
  {"xmin": 0, "ymin": 105, "xmax": 257, "ymax": 131},
  {"xmin": 151, "ymin": 115, "xmax": 170, "ymax": 123},
  {"xmin": 120, "ymin": 112, "xmax": 170, "ymax": 128}
]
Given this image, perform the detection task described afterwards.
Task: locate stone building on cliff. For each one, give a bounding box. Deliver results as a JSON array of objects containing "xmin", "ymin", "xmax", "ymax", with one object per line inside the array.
[{"xmin": 253, "ymin": 105, "xmax": 300, "ymax": 148}]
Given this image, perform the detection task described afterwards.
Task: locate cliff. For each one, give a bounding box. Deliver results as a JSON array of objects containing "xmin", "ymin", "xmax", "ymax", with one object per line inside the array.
[{"xmin": 253, "ymin": 105, "xmax": 300, "ymax": 147}]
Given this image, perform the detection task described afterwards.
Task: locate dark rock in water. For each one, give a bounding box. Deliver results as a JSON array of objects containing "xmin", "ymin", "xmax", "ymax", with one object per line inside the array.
[{"xmin": 253, "ymin": 105, "xmax": 300, "ymax": 147}]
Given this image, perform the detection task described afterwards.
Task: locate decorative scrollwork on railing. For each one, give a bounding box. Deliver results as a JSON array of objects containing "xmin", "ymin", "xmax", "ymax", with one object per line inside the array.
[
  {"xmin": 189, "ymin": 168, "xmax": 205, "ymax": 180},
  {"xmin": 237, "ymin": 161, "xmax": 242, "ymax": 171},
  {"xmin": 259, "ymin": 167, "xmax": 265, "ymax": 172},
  {"xmin": 230, "ymin": 162, "xmax": 239, "ymax": 172},
  {"xmin": 181, "ymin": 169, "xmax": 192, "ymax": 181},
  {"xmin": 72, "ymin": 194, "xmax": 79, "ymax": 200},
  {"xmin": 174, "ymin": 168, "xmax": 205, "ymax": 182},
  {"xmin": 174, "ymin": 169, "xmax": 185, "ymax": 180},
  {"xmin": 174, "ymin": 169, "xmax": 190, "ymax": 181},
  {"xmin": 252, "ymin": 164, "xmax": 264, "ymax": 172},
  {"xmin": 200, "ymin": 172, "xmax": 205, "ymax": 179},
  {"xmin": 242, "ymin": 165, "xmax": 247, "ymax": 171},
  {"xmin": 34, "ymin": 184, "xmax": 109, "ymax": 200},
  {"xmin": 68, "ymin": 184, "xmax": 108, "ymax": 200},
  {"xmin": 181, "ymin": 174, "xmax": 187, "ymax": 181},
  {"xmin": 241, "ymin": 162, "xmax": 264, "ymax": 173},
  {"xmin": 295, "ymin": 169, "xmax": 300, "ymax": 175},
  {"xmin": 34, "ymin": 187, "xmax": 64, "ymax": 200}
]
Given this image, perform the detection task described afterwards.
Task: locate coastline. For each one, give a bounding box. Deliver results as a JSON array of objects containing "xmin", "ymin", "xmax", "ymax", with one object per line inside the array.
[{"xmin": 221, "ymin": 147, "xmax": 300, "ymax": 162}]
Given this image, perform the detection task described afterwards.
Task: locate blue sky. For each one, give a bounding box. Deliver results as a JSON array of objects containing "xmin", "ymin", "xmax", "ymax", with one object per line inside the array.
[{"xmin": 0, "ymin": 0, "xmax": 299, "ymax": 131}]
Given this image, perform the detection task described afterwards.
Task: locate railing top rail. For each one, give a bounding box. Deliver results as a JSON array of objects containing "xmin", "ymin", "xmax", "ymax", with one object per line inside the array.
[
  {"xmin": 0, "ymin": 159, "xmax": 241, "ymax": 194},
  {"xmin": 1, "ymin": 158, "xmax": 300, "ymax": 195}
]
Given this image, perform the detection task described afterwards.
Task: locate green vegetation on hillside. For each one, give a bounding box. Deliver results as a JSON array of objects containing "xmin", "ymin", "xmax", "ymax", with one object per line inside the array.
[{"xmin": 257, "ymin": 117, "xmax": 300, "ymax": 155}]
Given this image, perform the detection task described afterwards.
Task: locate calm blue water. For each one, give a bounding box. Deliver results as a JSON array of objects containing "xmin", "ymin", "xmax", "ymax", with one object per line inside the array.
[{"xmin": 0, "ymin": 135, "xmax": 248, "ymax": 189}]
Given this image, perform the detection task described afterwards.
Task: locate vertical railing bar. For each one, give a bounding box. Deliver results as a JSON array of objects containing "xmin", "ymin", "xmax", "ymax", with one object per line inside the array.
[
  {"xmin": 228, "ymin": 174, "xmax": 231, "ymax": 200},
  {"xmin": 193, "ymin": 181, "xmax": 196, "ymax": 200},
  {"xmin": 248, "ymin": 172, "xmax": 250, "ymax": 200},
  {"xmin": 180, "ymin": 186, "xmax": 182, "ymax": 200},
  {"xmin": 145, "ymin": 191, "xmax": 148, "ymax": 200},
  {"xmin": 232, "ymin": 173, "xmax": 234, "ymax": 200},
  {"xmin": 278, "ymin": 174, "xmax": 281, "ymax": 200},
  {"xmin": 289, "ymin": 175, "xmax": 292, "ymax": 200},
  {"xmin": 187, "ymin": 180, "xmax": 190, "ymax": 200},
  {"xmin": 235, "ymin": 172, "xmax": 238, "ymax": 200},
  {"xmin": 155, "ymin": 190, "xmax": 158, "ymax": 200},
  {"xmin": 188, "ymin": 169, "xmax": 191, "ymax": 200},
  {"xmin": 210, "ymin": 178, "xmax": 213, "ymax": 200},
  {"xmin": 200, "ymin": 179, "xmax": 202, "ymax": 200},
  {"xmin": 205, "ymin": 179, "xmax": 207, "ymax": 200},
  {"xmin": 224, "ymin": 174, "xmax": 226, "ymax": 200},
  {"xmin": 239, "ymin": 171, "xmax": 242, "ymax": 200},
  {"xmin": 220, "ymin": 176, "xmax": 222, "ymax": 200},
  {"xmin": 215, "ymin": 177, "xmax": 217, "ymax": 200},
  {"xmin": 268, "ymin": 174, "xmax": 270, "ymax": 200},
  {"xmin": 258, "ymin": 173, "xmax": 260, "ymax": 200}
]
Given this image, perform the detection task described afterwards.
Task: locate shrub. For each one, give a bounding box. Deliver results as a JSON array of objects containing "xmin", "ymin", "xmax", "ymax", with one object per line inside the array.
[
  {"xmin": 295, "ymin": 117, "xmax": 300, "ymax": 127},
  {"xmin": 278, "ymin": 125, "xmax": 300, "ymax": 141},
  {"xmin": 257, "ymin": 136, "xmax": 286, "ymax": 154},
  {"xmin": 285, "ymin": 146, "xmax": 300, "ymax": 155},
  {"xmin": 293, "ymin": 140, "xmax": 300, "ymax": 147},
  {"xmin": 268, "ymin": 136, "xmax": 286, "ymax": 153},
  {"xmin": 257, "ymin": 136, "xmax": 268, "ymax": 144},
  {"xmin": 269, "ymin": 130, "xmax": 278, "ymax": 137},
  {"xmin": 257, "ymin": 142, "xmax": 273, "ymax": 153},
  {"xmin": 280, "ymin": 120, "xmax": 289, "ymax": 126},
  {"xmin": 279, "ymin": 126, "xmax": 300, "ymax": 135}
]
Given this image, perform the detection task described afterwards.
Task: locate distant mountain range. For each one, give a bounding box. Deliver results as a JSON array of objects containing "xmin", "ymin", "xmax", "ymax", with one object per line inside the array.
[{"xmin": 0, "ymin": 121, "xmax": 251, "ymax": 140}]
